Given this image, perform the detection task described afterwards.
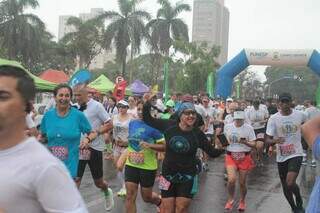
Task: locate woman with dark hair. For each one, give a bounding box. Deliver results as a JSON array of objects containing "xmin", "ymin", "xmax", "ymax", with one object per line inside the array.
[
  {"xmin": 106, "ymin": 96, "xmax": 118, "ymax": 117},
  {"xmin": 142, "ymin": 99, "xmax": 224, "ymax": 213},
  {"xmin": 41, "ymin": 84, "xmax": 97, "ymax": 178}
]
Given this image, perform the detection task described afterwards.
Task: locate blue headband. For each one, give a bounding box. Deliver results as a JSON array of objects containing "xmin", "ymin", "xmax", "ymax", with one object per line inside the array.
[{"xmin": 177, "ymin": 102, "xmax": 195, "ymax": 117}]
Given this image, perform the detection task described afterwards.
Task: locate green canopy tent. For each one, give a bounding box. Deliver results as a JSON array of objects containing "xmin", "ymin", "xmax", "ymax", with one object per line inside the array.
[
  {"xmin": 0, "ymin": 58, "xmax": 57, "ymax": 91},
  {"xmin": 88, "ymin": 74, "xmax": 131, "ymax": 95}
]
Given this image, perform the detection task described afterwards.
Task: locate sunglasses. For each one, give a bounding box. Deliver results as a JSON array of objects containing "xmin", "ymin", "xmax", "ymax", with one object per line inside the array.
[
  {"xmin": 182, "ymin": 110, "xmax": 197, "ymax": 116},
  {"xmin": 117, "ymin": 104, "xmax": 128, "ymax": 108}
]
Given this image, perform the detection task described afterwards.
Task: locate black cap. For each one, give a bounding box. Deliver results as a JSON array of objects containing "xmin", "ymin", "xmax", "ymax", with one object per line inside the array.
[{"xmin": 279, "ymin": 93, "xmax": 292, "ymax": 102}]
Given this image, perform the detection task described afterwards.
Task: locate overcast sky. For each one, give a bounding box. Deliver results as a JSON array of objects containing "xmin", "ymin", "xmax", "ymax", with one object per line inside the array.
[{"xmin": 30, "ymin": 0, "xmax": 320, "ymax": 61}]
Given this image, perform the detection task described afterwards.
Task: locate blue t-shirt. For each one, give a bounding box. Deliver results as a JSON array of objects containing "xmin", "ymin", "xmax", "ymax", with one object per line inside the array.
[
  {"xmin": 128, "ymin": 120, "xmax": 164, "ymax": 152},
  {"xmin": 313, "ymin": 136, "xmax": 320, "ymax": 161},
  {"xmin": 40, "ymin": 107, "xmax": 92, "ymax": 177}
]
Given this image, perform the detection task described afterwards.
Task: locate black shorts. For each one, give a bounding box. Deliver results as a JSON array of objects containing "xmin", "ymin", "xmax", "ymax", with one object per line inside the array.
[
  {"xmin": 277, "ymin": 156, "xmax": 303, "ymax": 179},
  {"xmin": 77, "ymin": 148, "xmax": 103, "ymax": 180},
  {"xmin": 124, "ymin": 165, "xmax": 156, "ymax": 188},
  {"xmin": 161, "ymin": 179, "xmax": 194, "ymax": 199},
  {"xmin": 254, "ymin": 128, "xmax": 266, "ymax": 141}
]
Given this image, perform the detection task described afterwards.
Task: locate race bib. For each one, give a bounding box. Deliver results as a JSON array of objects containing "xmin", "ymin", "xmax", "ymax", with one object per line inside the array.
[
  {"xmin": 279, "ymin": 144, "xmax": 296, "ymax": 156},
  {"xmin": 159, "ymin": 175, "xmax": 171, "ymax": 191},
  {"xmin": 50, "ymin": 146, "xmax": 68, "ymax": 161},
  {"xmin": 79, "ymin": 149, "xmax": 91, "ymax": 160},
  {"xmin": 231, "ymin": 152, "xmax": 246, "ymax": 161},
  {"xmin": 128, "ymin": 152, "xmax": 144, "ymax": 165}
]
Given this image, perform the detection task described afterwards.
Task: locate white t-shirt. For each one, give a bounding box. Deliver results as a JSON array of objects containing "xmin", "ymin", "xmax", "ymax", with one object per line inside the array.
[
  {"xmin": 246, "ymin": 107, "xmax": 269, "ymax": 130},
  {"xmin": 203, "ymin": 105, "xmax": 218, "ymax": 134},
  {"xmin": 224, "ymin": 123, "xmax": 256, "ymax": 152},
  {"xmin": 266, "ymin": 110, "xmax": 306, "ymax": 162},
  {"xmin": 305, "ymin": 106, "xmax": 320, "ymax": 120},
  {"xmin": 26, "ymin": 114, "xmax": 36, "ymax": 129},
  {"xmin": 0, "ymin": 138, "xmax": 87, "ymax": 213},
  {"xmin": 83, "ymin": 99, "xmax": 111, "ymax": 151},
  {"xmin": 113, "ymin": 114, "xmax": 131, "ymax": 141},
  {"xmin": 195, "ymin": 104, "xmax": 207, "ymax": 121}
]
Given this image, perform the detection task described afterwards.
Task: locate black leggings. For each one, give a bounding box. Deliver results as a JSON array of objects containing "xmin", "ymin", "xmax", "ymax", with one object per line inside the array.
[{"xmin": 277, "ymin": 156, "xmax": 303, "ymax": 210}]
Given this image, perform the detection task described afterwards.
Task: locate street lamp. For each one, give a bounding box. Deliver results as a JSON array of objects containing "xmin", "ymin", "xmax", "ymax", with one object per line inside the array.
[{"xmin": 267, "ymin": 75, "xmax": 302, "ymax": 97}]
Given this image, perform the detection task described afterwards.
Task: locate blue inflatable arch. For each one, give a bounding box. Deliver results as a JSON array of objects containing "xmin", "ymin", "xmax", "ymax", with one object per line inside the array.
[{"xmin": 215, "ymin": 49, "xmax": 320, "ymax": 99}]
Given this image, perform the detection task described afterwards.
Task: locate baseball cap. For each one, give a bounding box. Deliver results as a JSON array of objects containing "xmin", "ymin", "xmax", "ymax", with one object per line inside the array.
[
  {"xmin": 233, "ymin": 111, "xmax": 245, "ymax": 120},
  {"xmin": 279, "ymin": 93, "xmax": 292, "ymax": 102},
  {"xmin": 117, "ymin": 100, "xmax": 129, "ymax": 107},
  {"xmin": 166, "ymin": 100, "xmax": 175, "ymax": 108},
  {"xmin": 226, "ymin": 97, "xmax": 233, "ymax": 102}
]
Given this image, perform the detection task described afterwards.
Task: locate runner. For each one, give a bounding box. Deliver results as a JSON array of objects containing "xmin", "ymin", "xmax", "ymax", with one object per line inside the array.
[
  {"xmin": 73, "ymin": 84, "xmax": 114, "ymax": 211},
  {"xmin": 223, "ymin": 109, "xmax": 256, "ymax": 211},
  {"xmin": 112, "ymin": 100, "xmax": 132, "ymax": 196},
  {"xmin": 0, "ymin": 64, "xmax": 88, "ymax": 213},
  {"xmin": 127, "ymin": 96, "xmax": 138, "ymax": 118},
  {"xmin": 106, "ymin": 96, "xmax": 118, "ymax": 117},
  {"xmin": 266, "ymin": 93, "xmax": 306, "ymax": 213},
  {"xmin": 246, "ymin": 99, "xmax": 269, "ymax": 166},
  {"xmin": 142, "ymin": 99, "xmax": 224, "ymax": 213},
  {"xmin": 40, "ymin": 84, "xmax": 97, "ymax": 179},
  {"xmin": 123, "ymin": 101, "xmax": 164, "ymax": 213}
]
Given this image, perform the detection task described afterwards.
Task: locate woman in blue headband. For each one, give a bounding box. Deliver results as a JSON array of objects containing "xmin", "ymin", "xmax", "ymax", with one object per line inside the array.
[{"xmin": 142, "ymin": 97, "xmax": 224, "ymax": 213}]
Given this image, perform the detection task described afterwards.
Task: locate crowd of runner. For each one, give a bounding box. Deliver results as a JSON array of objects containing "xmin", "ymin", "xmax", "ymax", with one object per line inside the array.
[{"xmin": 1, "ymin": 63, "xmax": 320, "ymax": 213}]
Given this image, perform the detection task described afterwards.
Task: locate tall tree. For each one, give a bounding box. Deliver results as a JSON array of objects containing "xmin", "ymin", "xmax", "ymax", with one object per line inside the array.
[
  {"xmin": 99, "ymin": 0, "xmax": 151, "ymax": 78},
  {"xmin": 0, "ymin": 0, "xmax": 46, "ymax": 68},
  {"xmin": 61, "ymin": 16, "xmax": 104, "ymax": 69},
  {"xmin": 147, "ymin": 0, "xmax": 191, "ymax": 56}
]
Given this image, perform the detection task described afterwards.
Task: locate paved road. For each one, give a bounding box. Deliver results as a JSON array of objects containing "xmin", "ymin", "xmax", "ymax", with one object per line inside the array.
[{"xmin": 80, "ymin": 154, "xmax": 319, "ymax": 213}]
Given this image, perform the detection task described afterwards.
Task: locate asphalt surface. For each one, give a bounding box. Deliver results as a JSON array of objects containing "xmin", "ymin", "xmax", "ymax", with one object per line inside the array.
[{"xmin": 80, "ymin": 154, "xmax": 319, "ymax": 213}]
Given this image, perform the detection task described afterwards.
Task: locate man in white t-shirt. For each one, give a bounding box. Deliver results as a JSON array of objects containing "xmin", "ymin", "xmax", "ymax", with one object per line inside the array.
[
  {"xmin": 266, "ymin": 93, "xmax": 306, "ymax": 213},
  {"xmin": 246, "ymin": 99, "xmax": 269, "ymax": 166},
  {"xmin": 73, "ymin": 84, "xmax": 114, "ymax": 211},
  {"xmin": 0, "ymin": 63, "xmax": 87, "ymax": 213}
]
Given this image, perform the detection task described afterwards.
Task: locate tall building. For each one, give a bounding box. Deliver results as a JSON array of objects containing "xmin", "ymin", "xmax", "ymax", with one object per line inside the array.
[
  {"xmin": 58, "ymin": 8, "xmax": 115, "ymax": 70},
  {"xmin": 192, "ymin": 0, "xmax": 229, "ymax": 65}
]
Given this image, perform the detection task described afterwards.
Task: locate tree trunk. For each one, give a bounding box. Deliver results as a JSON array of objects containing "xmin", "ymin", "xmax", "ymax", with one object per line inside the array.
[{"xmin": 129, "ymin": 44, "xmax": 134, "ymax": 84}]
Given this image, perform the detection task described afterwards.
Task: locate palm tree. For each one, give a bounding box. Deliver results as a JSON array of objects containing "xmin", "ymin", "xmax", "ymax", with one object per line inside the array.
[
  {"xmin": 99, "ymin": 0, "xmax": 151, "ymax": 78},
  {"xmin": 0, "ymin": 0, "xmax": 46, "ymax": 68},
  {"xmin": 61, "ymin": 16, "xmax": 104, "ymax": 69},
  {"xmin": 147, "ymin": 0, "xmax": 191, "ymax": 57}
]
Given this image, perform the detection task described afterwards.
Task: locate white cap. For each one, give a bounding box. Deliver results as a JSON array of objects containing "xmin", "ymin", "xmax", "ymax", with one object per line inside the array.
[
  {"xmin": 226, "ymin": 98, "xmax": 233, "ymax": 102},
  {"xmin": 233, "ymin": 111, "xmax": 245, "ymax": 120},
  {"xmin": 118, "ymin": 100, "xmax": 129, "ymax": 107}
]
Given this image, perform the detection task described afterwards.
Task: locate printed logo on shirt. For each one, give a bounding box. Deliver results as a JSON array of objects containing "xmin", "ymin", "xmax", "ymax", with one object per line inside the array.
[
  {"xmin": 168, "ymin": 136, "xmax": 190, "ymax": 153},
  {"xmin": 279, "ymin": 121, "xmax": 298, "ymax": 137},
  {"xmin": 228, "ymin": 132, "xmax": 240, "ymax": 144}
]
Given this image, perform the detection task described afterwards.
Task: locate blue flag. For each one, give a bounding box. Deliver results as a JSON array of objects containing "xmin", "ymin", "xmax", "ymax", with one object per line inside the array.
[{"xmin": 69, "ymin": 69, "xmax": 92, "ymax": 87}]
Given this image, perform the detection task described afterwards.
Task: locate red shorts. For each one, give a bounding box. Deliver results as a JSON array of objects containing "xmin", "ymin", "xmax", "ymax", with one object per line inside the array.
[{"xmin": 225, "ymin": 152, "xmax": 254, "ymax": 171}]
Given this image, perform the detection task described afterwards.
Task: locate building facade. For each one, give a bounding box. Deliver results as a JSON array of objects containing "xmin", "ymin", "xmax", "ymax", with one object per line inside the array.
[
  {"xmin": 192, "ymin": 0, "xmax": 229, "ymax": 65},
  {"xmin": 58, "ymin": 8, "xmax": 115, "ymax": 70}
]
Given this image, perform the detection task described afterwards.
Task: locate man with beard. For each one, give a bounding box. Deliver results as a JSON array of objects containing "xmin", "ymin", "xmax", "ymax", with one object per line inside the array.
[{"xmin": 266, "ymin": 93, "xmax": 306, "ymax": 213}]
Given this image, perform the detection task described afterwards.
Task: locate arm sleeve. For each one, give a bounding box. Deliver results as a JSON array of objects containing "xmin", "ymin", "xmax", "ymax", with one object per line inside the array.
[
  {"xmin": 266, "ymin": 117, "xmax": 275, "ymax": 136},
  {"xmin": 142, "ymin": 101, "xmax": 176, "ymax": 133},
  {"xmin": 97, "ymin": 103, "xmax": 111, "ymax": 123},
  {"xmin": 198, "ymin": 130, "xmax": 224, "ymax": 158},
  {"xmin": 35, "ymin": 163, "xmax": 88, "ymax": 213},
  {"xmin": 40, "ymin": 113, "xmax": 47, "ymax": 134}
]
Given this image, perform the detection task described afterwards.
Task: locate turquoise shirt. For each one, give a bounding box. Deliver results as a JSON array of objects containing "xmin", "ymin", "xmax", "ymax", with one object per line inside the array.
[{"xmin": 41, "ymin": 107, "xmax": 92, "ymax": 177}]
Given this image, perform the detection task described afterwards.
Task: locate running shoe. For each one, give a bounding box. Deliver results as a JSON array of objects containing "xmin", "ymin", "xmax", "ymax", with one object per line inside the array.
[
  {"xmin": 224, "ymin": 200, "xmax": 234, "ymax": 210},
  {"xmin": 117, "ymin": 187, "xmax": 127, "ymax": 197},
  {"xmin": 103, "ymin": 188, "xmax": 114, "ymax": 211},
  {"xmin": 238, "ymin": 200, "xmax": 246, "ymax": 211},
  {"xmin": 311, "ymin": 160, "xmax": 316, "ymax": 167}
]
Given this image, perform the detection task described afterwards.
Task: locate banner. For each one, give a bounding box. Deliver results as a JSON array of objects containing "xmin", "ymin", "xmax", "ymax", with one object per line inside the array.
[
  {"xmin": 163, "ymin": 61, "xmax": 169, "ymax": 102},
  {"xmin": 68, "ymin": 69, "xmax": 92, "ymax": 87},
  {"xmin": 206, "ymin": 72, "xmax": 214, "ymax": 98},
  {"xmin": 316, "ymin": 81, "xmax": 320, "ymax": 108},
  {"xmin": 113, "ymin": 80, "xmax": 127, "ymax": 101},
  {"xmin": 152, "ymin": 84, "xmax": 159, "ymax": 95}
]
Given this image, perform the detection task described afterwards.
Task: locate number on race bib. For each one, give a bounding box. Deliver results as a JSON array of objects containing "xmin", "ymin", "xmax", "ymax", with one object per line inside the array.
[
  {"xmin": 279, "ymin": 144, "xmax": 296, "ymax": 156},
  {"xmin": 50, "ymin": 146, "xmax": 69, "ymax": 161},
  {"xmin": 128, "ymin": 152, "xmax": 145, "ymax": 165},
  {"xmin": 159, "ymin": 175, "xmax": 171, "ymax": 191}
]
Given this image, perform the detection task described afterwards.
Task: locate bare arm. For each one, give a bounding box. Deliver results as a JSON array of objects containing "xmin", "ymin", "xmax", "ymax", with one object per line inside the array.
[{"xmin": 301, "ymin": 116, "xmax": 320, "ymax": 148}]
